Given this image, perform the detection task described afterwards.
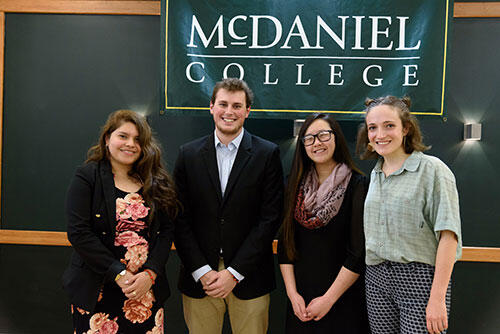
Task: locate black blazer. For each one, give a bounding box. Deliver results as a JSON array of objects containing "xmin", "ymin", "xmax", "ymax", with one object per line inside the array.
[
  {"xmin": 62, "ymin": 160, "xmax": 174, "ymax": 311},
  {"xmin": 173, "ymin": 131, "xmax": 284, "ymax": 300}
]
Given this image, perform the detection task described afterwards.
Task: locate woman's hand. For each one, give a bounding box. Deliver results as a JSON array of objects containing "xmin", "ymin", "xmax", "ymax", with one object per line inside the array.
[
  {"xmin": 280, "ymin": 264, "xmax": 311, "ymax": 322},
  {"xmin": 426, "ymin": 296, "xmax": 448, "ymax": 333},
  {"xmin": 306, "ymin": 295, "xmax": 334, "ymax": 321},
  {"xmin": 426, "ymin": 230, "xmax": 458, "ymax": 333},
  {"xmin": 288, "ymin": 291, "xmax": 311, "ymax": 322},
  {"xmin": 121, "ymin": 271, "xmax": 154, "ymax": 299},
  {"xmin": 115, "ymin": 270, "xmax": 134, "ymax": 289}
]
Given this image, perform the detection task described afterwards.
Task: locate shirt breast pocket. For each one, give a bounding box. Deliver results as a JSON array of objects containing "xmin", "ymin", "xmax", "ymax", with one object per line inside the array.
[{"xmin": 393, "ymin": 195, "xmax": 425, "ymax": 235}]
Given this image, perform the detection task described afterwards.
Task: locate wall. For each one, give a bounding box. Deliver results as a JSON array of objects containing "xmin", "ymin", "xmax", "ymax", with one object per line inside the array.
[{"xmin": 0, "ymin": 5, "xmax": 499, "ymax": 334}]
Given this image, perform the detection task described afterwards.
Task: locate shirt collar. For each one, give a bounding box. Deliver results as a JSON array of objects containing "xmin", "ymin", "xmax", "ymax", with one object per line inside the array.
[
  {"xmin": 373, "ymin": 150, "xmax": 423, "ymax": 174},
  {"xmin": 214, "ymin": 128, "xmax": 245, "ymax": 150}
]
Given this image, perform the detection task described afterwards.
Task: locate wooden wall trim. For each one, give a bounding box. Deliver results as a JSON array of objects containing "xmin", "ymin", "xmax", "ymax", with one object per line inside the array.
[
  {"xmin": 455, "ymin": 2, "xmax": 500, "ymax": 18},
  {"xmin": 0, "ymin": 1, "xmax": 499, "ymax": 17},
  {"xmin": 0, "ymin": 0, "xmax": 160, "ymax": 15},
  {"xmin": 0, "ymin": 12, "xmax": 4, "ymax": 228},
  {"xmin": 0, "ymin": 230, "xmax": 499, "ymax": 263},
  {"xmin": 460, "ymin": 246, "xmax": 500, "ymax": 262},
  {"xmin": 0, "ymin": 229, "xmax": 71, "ymax": 246}
]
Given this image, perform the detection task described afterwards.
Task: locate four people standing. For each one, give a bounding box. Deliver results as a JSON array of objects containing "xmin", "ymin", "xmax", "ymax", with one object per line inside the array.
[{"xmin": 64, "ymin": 84, "xmax": 462, "ymax": 334}]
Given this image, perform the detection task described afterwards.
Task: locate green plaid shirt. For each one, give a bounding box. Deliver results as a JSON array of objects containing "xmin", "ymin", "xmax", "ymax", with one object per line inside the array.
[{"xmin": 364, "ymin": 151, "xmax": 462, "ymax": 266}]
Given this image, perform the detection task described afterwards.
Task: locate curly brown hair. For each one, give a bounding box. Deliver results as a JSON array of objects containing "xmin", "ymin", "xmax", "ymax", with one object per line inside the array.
[
  {"xmin": 356, "ymin": 96, "xmax": 430, "ymax": 160},
  {"xmin": 86, "ymin": 110, "xmax": 179, "ymax": 220}
]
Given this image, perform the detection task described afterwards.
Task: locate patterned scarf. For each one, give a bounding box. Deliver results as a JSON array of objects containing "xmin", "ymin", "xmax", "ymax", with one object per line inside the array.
[{"xmin": 294, "ymin": 163, "xmax": 352, "ymax": 229}]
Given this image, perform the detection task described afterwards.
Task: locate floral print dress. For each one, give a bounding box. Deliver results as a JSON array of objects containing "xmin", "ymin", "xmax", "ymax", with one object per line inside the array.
[{"xmin": 71, "ymin": 189, "xmax": 164, "ymax": 334}]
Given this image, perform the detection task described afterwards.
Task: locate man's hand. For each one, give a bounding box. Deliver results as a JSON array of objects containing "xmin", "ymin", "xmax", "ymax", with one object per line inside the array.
[
  {"xmin": 203, "ymin": 269, "xmax": 237, "ymax": 298},
  {"xmin": 200, "ymin": 270, "xmax": 218, "ymax": 288}
]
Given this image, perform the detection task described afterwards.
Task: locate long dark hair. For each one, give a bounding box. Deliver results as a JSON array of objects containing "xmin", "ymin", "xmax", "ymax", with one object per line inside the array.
[
  {"xmin": 282, "ymin": 113, "xmax": 362, "ymax": 261},
  {"xmin": 87, "ymin": 110, "xmax": 179, "ymax": 220}
]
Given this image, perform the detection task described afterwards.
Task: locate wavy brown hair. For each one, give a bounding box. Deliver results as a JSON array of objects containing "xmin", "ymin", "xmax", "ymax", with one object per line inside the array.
[
  {"xmin": 210, "ymin": 78, "xmax": 254, "ymax": 108},
  {"xmin": 87, "ymin": 110, "xmax": 179, "ymax": 220},
  {"xmin": 356, "ymin": 96, "xmax": 430, "ymax": 160},
  {"xmin": 282, "ymin": 113, "xmax": 363, "ymax": 261}
]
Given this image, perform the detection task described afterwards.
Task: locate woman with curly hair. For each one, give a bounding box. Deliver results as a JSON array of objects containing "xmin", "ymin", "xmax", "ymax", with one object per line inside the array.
[
  {"xmin": 357, "ymin": 96, "xmax": 462, "ymax": 334},
  {"xmin": 63, "ymin": 110, "xmax": 179, "ymax": 333}
]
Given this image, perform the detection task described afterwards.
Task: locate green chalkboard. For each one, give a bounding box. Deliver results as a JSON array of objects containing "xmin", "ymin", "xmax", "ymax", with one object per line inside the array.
[
  {"xmin": 2, "ymin": 11, "xmax": 500, "ymax": 334},
  {"xmin": 2, "ymin": 14, "xmax": 161, "ymax": 231}
]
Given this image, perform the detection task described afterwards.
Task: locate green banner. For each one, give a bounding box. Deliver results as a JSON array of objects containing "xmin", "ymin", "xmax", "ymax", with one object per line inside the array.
[{"xmin": 161, "ymin": 0, "xmax": 453, "ymax": 119}]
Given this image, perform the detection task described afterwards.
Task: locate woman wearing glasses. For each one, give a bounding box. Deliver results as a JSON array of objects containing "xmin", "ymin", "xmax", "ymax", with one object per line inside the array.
[{"xmin": 278, "ymin": 113, "xmax": 369, "ymax": 333}]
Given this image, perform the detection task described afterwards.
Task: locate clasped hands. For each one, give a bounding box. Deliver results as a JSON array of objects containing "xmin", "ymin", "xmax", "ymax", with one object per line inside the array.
[
  {"xmin": 289, "ymin": 292, "xmax": 334, "ymax": 322},
  {"xmin": 200, "ymin": 269, "xmax": 237, "ymax": 299},
  {"xmin": 116, "ymin": 270, "xmax": 155, "ymax": 300}
]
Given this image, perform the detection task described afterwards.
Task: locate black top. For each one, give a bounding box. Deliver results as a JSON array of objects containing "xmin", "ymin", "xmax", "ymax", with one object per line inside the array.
[
  {"xmin": 71, "ymin": 186, "xmax": 164, "ymax": 333},
  {"xmin": 278, "ymin": 172, "xmax": 370, "ymax": 334},
  {"xmin": 62, "ymin": 160, "xmax": 174, "ymax": 311}
]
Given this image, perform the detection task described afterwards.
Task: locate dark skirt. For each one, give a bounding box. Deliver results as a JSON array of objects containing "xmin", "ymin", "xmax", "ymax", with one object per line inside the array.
[{"xmin": 71, "ymin": 282, "xmax": 163, "ymax": 334}]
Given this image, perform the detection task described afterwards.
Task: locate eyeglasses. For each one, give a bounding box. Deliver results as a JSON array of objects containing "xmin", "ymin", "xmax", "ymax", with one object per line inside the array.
[{"xmin": 302, "ymin": 130, "xmax": 334, "ymax": 146}]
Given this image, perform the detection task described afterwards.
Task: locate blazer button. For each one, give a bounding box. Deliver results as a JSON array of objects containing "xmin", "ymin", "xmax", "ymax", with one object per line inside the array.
[
  {"xmin": 102, "ymin": 231, "xmax": 107, "ymax": 235},
  {"xmin": 157, "ymin": 231, "xmax": 160, "ymax": 234},
  {"xmin": 220, "ymin": 218, "xmax": 225, "ymax": 225},
  {"xmin": 95, "ymin": 214, "xmax": 101, "ymax": 218}
]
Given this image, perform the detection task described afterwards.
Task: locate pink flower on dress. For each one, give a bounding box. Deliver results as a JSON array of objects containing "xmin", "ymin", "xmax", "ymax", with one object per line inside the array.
[
  {"xmin": 124, "ymin": 244, "xmax": 149, "ymax": 273},
  {"xmin": 89, "ymin": 313, "xmax": 109, "ymax": 330},
  {"xmin": 146, "ymin": 308, "xmax": 164, "ymax": 334},
  {"xmin": 122, "ymin": 299, "xmax": 152, "ymax": 324},
  {"xmin": 114, "ymin": 231, "xmax": 147, "ymax": 248},
  {"xmin": 126, "ymin": 202, "xmax": 150, "ymax": 220},
  {"xmin": 139, "ymin": 290, "xmax": 155, "ymax": 308},
  {"xmin": 115, "ymin": 198, "xmax": 130, "ymax": 220},
  {"xmin": 124, "ymin": 193, "xmax": 144, "ymax": 205},
  {"xmin": 86, "ymin": 313, "xmax": 119, "ymax": 334},
  {"xmin": 146, "ymin": 325, "xmax": 164, "ymax": 334},
  {"xmin": 122, "ymin": 290, "xmax": 155, "ymax": 324},
  {"xmin": 116, "ymin": 219, "xmax": 147, "ymax": 233},
  {"xmin": 155, "ymin": 308, "xmax": 164, "ymax": 326},
  {"xmin": 99, "ymin": 319, "xmax": 119, "ymax": 334}
]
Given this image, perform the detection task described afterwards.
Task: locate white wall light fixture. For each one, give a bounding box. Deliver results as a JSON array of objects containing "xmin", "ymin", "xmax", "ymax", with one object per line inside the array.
[
  {"xmin": 294, "ymin": 119, "xmax": 305, "ymax": 137},
  {"xmin": 463, "ymin": 123, "xmax": 482, "ymax": 141}
]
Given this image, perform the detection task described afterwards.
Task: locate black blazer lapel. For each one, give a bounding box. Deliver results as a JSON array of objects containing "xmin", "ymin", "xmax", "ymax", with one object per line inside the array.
[
  {"xmin": 201, "ymin": 134, "xmax": 223, "ymax": 203},
  {"xmin": 98, "ymin": 161, "xmax": 117, "ymax": 231},
  {"xmin": 222, "ymin": 131, "xmax": 252, "ymax": 206}
]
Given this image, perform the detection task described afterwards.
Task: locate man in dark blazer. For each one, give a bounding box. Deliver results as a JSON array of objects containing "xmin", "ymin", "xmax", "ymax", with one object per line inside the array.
[{"xmin": 174, "ymin": 78, "xmax": 284, "ymax": 334}]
